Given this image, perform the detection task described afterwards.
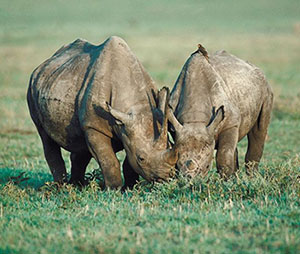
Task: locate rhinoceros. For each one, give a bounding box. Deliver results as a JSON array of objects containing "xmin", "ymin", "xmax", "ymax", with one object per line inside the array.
[
  {"xmin": 168, "ymin": 45, "xmax": 273, "ymax": 178},
  {"xmin": 27, "ymin": 36, "xmax": 177, "ymax": 189}
]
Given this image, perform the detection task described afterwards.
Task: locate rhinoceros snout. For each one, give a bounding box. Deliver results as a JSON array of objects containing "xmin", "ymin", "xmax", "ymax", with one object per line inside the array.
[
  {"xmin": 179, "ymin": 158, "xmax": 211, "ymax": 177},
  {"xmin": 179, "ymin": 159, "xmax": 200, "ymax": 177},
  {"xmin": 152, "ymin": 166, "xmax": 176, "ymax": 182},
  {"xmin": 186, "ymin": 159, "xmax": 195, "ymax": 168},
  {"xmin": 186, "ymin": 159, "xmax": 198, "ymax": 171}
]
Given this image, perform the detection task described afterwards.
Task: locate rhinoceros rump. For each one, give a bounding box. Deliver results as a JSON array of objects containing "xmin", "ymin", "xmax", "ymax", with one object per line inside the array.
[
  {"xmin": 169, "ymin": 48, "xmax": 273, "ymax": 178},
  {"xmin": 27, "ymin": 36, "xmax": 177, "ymax": 189}
]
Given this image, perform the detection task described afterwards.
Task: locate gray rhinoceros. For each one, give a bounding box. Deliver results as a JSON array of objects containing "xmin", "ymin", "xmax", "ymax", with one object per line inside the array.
[
  {"xmin": 168, "ymin": 45, "xmax": 273, "ymax": 178},
  {"xmin": 27, "ymin": 36, "xmax": 177, "ymax": 189}
]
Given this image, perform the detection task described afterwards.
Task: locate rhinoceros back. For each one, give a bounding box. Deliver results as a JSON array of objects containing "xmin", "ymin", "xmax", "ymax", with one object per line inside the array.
[
  {"xmin": 210, "ymin": 50, "xmax": 271, "ymax": 139},
  {"xmin": 28, "ymin": 39, "xmax": 100, "ymax": 150},
  {"xmin": 28, "ymin": 36, "xmax": 158, "ymax": 151}
]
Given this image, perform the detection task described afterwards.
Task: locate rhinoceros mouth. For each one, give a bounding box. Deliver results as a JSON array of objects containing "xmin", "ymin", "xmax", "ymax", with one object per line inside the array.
[
  {"xmin": 155, "ymin": 177, "xmax": 165, "ymax": 183},
  {"xmin": 151, "ymin": 166, "xmax": 176, "ymax": 182}
]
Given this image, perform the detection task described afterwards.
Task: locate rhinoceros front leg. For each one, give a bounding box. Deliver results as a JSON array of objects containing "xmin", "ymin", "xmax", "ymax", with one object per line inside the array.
[
  {"xmin": 69, "ymin": 151, "xmax": 92, "ymax": 186},
  {"xmin": 85, "ymin": 129, "xmax": 122, "ymax": 189},
  {"xmin": 122, "ymin": 156, "xmax": 139, "ymax": 190},
  {"xmin": 216, "ymin": 126, "xmax": 239, "ymax": 178},
  {"xmin": 37, "ymin": 126, "xmax": 67, "ymax": 183}
]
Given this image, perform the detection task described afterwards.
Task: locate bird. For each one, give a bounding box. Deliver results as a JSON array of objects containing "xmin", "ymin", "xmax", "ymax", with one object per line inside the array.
[{"xmin": 191, "ymin": 43, "xmax": 209, "ymax": 62}]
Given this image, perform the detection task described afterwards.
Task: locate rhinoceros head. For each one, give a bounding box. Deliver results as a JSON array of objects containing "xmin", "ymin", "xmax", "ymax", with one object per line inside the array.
[
  {"xmin": 168, "ymin": 106, "xmax": 224, "ymax": 177},
  {"xmin": 107, "ymin": 87, "xmax": 178, "ymax": 182}
]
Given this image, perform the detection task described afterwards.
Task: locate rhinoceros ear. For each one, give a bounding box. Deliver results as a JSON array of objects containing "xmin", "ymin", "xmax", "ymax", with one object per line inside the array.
[
  {"xmin": 106, "ymin": 102, "xmax": 133, "ymax": 126},
  {"xmin": 206, "ymin": 105, "xmax": 225, "ymax": 134}
]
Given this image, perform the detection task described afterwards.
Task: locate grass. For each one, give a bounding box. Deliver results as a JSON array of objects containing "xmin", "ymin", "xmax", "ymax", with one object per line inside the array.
[
  {"xmin": 0, "ymin": 164, "xmax": 299, "ymax": 254},
  {"xmin": 0, "ymin": 0, "xmax": 300, "ymax": 253}
]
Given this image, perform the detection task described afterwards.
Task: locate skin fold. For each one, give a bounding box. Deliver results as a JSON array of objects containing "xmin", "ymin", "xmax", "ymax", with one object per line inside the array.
[
  {"xmin": 27, "ymin": 36, "xmax": 177, "ymax": 189},
  {"xmin": 169, "ymin": 48, "xmax": 273, "ymax": 178}
]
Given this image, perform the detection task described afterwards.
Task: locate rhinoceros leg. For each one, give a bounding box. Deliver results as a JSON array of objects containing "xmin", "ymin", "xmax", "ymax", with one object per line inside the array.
[
  {"xmin": 122, "ymin": 156, "xmax": 139, "ymax": 190},
  {"xmin": 36, "ymin": 126, "xmax": 67, "ymax": 183},
  {"xmin": 216, "ymin": 126, "xmax": 239, "ymax": 178},
  {"xmin": 245, "ymin": 99, "xmax": 272, "ymax": 172},
  {"xmin": 69, "ymin": 151, "xmax": 92, "ymax": 186},
  {"xmin": 234, "ymin": 148, "xmax": 239, "ymax": 170},
  {"xmin": 85, "ymin": 129, "xmax": 122, "ymax": 189}
]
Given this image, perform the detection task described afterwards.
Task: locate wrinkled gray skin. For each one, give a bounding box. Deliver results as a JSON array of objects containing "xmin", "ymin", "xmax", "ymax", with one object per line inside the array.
[
  {"xmin": 27, "ymin": 36, "xmax": 177, "ymax": 189},
  {"xmin": 169, "ymin": 50, "xmax": 273, "ymax": 177}
]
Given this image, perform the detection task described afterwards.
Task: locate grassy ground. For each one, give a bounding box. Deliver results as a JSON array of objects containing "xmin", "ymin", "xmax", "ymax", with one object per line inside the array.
[{"xmin": 0, "ymin": 0, "xmax": 300, "ymax": 253}]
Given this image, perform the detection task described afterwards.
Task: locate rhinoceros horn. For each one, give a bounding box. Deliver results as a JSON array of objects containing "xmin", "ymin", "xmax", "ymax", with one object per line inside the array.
[
  {"xmin": 164, "ymin": 147, "xmax": 178, "ymax": 165},
  {"xmin": 154, "ymin": 87, "xmax": 178, "ymax": 165},
  {"xmin": 167, "ymin": 106, "xmax": 183, "ymax": 134},
  {"xmin": 157, "ymin": 87, "xmax": 170, "ymax": 144}
]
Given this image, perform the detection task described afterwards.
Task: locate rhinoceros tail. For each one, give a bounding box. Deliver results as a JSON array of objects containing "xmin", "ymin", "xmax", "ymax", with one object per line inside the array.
[{"xmin": 191, "ymin": 44, "xmax": 210, "ymax": 62}]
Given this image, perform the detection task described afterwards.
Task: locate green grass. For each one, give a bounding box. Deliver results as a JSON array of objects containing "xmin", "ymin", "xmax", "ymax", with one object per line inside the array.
[{"xmin": 0, "ymin": 0, "xmax": 300, "ymax": 253}]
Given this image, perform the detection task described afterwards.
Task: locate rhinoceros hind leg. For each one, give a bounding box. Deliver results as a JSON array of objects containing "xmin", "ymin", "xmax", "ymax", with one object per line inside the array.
[
  {"xmin": 235, "ymin": 148, "xmax": 239, "ymax": 170},
  {"xmin": 245, "ymin": 99, "xmax": 272, "ymax": 172},
  {"xmin": 216, "ymin": 126, "xmax": 239, "ymax": 178},
  {"xmin": 122, "ymin": 156, "xmax": 139, "ymax": 190},
  {"xmin": 85, "ymin": 129, "xmax": 122, "ymax": 189},
  {"xmin": 69, "ymin": 151, "xmax": 92, "ymax": 186},
  {"xmin": 37, "ymin": 126, "xmax": 67, "ymax": 183}
]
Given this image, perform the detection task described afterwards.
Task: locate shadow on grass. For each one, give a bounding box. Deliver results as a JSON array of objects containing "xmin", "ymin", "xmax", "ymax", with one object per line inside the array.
[
  {"xmin": 0, "ymin": 167, "xmax": 52, "ymax": 189},
  {"xmin": 0, "ymin": 167, "xmax": 106, "ymax": 191}
]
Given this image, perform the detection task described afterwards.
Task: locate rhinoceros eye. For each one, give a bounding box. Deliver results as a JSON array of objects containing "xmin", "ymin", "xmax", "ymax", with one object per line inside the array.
[{"xmin": 137, "ymin": 155, "xmax": 145, "ymax": 163}]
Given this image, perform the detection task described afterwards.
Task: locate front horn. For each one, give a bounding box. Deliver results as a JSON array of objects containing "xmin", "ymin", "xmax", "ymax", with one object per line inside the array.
[{"xmin": 164, "ymin": 147, "xmax": 178, "ymax": 166}]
